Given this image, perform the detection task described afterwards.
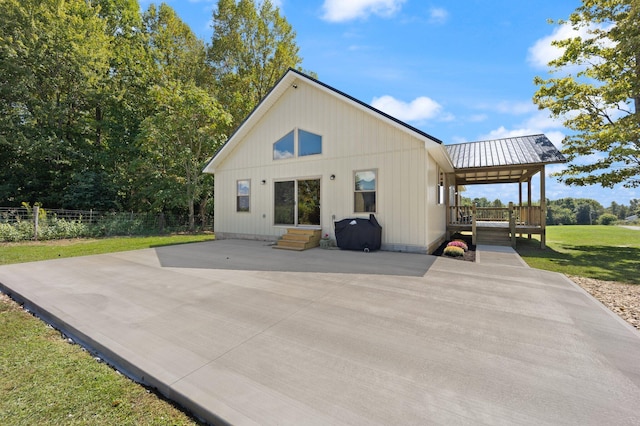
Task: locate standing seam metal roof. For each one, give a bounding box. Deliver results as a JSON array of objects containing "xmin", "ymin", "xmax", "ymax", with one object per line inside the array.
[{"xmin": 446, "ymin": 134, "xmax": 566, "ymax": 169}]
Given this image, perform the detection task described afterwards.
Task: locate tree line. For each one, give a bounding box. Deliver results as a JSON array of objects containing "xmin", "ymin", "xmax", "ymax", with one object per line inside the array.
[
  {"xmin": 0, "ymin": 0, "xmax": 304, "ymax": 229},
  {"xmin": 463, "ymin": 197, "xmax": 640, "ymax": 225},
  {"xmin": 1, "ymin": 0, "xmax": 638, "ymax": 231}
]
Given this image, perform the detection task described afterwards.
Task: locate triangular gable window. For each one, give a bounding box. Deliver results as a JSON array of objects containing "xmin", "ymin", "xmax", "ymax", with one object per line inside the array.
[{"xmin": 273, "ymin": 129, "xmax": 322, "ymax": 160}]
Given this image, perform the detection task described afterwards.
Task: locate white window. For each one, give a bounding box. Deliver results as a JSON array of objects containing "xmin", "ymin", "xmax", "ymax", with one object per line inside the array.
[
  {"xmin": 354, "ymin": 170, "xmax": 376, "ymax": 213},
  {"xmin": 237, "ymin": 180, "xmax": 250, "ymax": 212}
]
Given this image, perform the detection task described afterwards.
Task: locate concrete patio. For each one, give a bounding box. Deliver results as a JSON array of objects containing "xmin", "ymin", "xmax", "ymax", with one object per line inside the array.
[{"xmin": 1, "ymin": 239, "xmax": 639, "ymax": 425}]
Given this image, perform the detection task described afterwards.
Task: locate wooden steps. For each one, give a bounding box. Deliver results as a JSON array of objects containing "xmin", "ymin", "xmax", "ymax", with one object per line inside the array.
[
  {"xmin": 476, "ymin": 228, "xmax": 511, "ymax": 246},
  {"xmin": 273, "ymin": 229, "xmax": 322, "ymax": 251}
]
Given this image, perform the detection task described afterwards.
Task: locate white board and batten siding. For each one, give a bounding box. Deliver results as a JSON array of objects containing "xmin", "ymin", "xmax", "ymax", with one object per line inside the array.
[{"xmin": 211, "ymin": 73, "xmax": 451, "ymax": 253}]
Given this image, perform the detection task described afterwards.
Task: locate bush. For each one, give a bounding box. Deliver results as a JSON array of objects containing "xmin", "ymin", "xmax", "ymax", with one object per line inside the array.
[
  {"xmin": 39, "ymin": 218, "xmax": 90, "ymax": 239},
  {"xmin": 0, "ymin": 221, "xmax": 34, "ymax": 242},
  {"xmin": 447, "ymin": 240, "xmax": 468, "ymax": 251},
  {"xmin": 598, "ymin": 213, "xmax": 618, "ymax": 225},
  {"xmin": 444, "ymin": 246, "xmax": 465, "ymax": 257}
]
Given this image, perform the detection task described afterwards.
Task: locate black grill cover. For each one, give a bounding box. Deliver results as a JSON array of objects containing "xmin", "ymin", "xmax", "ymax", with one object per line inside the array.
[{"xmin": 334, "ymin": 214, "xmax": 382, "ymax": 251}]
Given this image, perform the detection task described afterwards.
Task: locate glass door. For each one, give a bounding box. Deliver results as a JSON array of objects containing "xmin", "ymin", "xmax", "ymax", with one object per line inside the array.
[
  {"xmin": 274, "ymin": 181, "xmax": 295, "ymax": 225},
  {"xmin": 274, "ymin": 179, "xmax": 320, "ymax": 226},
  {"xmin": 297, "ymin": 179, "xmax": 320, "ymax": 226}
]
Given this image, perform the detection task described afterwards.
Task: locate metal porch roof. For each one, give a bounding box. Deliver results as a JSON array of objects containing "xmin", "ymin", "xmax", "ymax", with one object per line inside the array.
[{"xmin": 446, "ymin": 134, "xmax": 566, "ymax": 185}]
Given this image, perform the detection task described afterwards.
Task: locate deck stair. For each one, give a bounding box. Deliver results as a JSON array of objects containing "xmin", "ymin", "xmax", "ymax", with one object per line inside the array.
[
  {"xmin": 476, "ymin": 227, "xmax": 511, "ymax": 246},
  {"xmin": 273, "ymin": 228, "xmax": 322, "ymax": 251}
]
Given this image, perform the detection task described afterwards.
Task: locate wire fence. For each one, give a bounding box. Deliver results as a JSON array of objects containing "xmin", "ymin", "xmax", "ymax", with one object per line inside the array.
[{"xmin": 0, "ymin": 207, "xmax": 213, "ymax": 242}]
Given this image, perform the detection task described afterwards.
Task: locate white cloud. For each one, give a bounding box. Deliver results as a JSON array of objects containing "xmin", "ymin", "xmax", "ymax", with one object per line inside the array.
[
  {"xmin": 479, "ymin": 126, "xmax": 536, "ymax": 141},
  {"xmin": 478, "ymin": 126, "xmax": 565, "ymax": 148},
  {"xmin": 428, "ymin": 7, "xmax": 448, "ymax": 24},
  {"xmin": 371, "ymin": 95, "xmax": 448, "ymax": 122},
  {"xmin": 528, "ymin": 23, "xmax": 581, "ymax": 69},
  {"xmin": 321, "ymin": 0, "xmax": 406, "ymax": 22},
  {"xmin": 523, "ymin": 110, "xmax": 564, "ymax": 131},
  {"xmin": 527, "ymin": 22, "xmax": 613, "ymax": 69}
]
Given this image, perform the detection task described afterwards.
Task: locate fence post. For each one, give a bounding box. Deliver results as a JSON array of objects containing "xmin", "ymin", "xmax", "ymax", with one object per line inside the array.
[{"xmin": 33, "ymin": 205, "xmax": 39, "ymax": 241}]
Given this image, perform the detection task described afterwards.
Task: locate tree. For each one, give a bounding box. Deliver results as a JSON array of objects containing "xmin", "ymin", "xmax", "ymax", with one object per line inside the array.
[
  {"xmin": 598, "ymin": 213, "xmax": 618, "ymax": 224},
  {"xmin": 0, "ymin": 0, "xmax": 111, "ymax": 207},
  {"xmin": 87, "ymin": 0, "xmax": 154, "ymax": 211},
  {"xmin": 547, "ymin": 204, "xmax": 577, "ymax": 225},
  {"xmin": 546, "ymin": 197, "xmax": 604, "ymax": 224},
  {"xmin": 208, "ymin": 0, "xmax": 305, "ymax": 131},
  {"xmin": 136, "ymin": 82, "xmax": 230, "ymax": 230},
  {"xmin": 136, "ymin": 4, "xmax": 231, "ymax": 229},
  {"xmin": 533, "ymin": 0, "xmax": 640, "ymax": 188}
]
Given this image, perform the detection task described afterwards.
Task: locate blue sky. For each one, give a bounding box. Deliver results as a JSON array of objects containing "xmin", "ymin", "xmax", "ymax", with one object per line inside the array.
[{"xmin": 147, "ymin": 0, "xmax": 638, "ymax": 207}]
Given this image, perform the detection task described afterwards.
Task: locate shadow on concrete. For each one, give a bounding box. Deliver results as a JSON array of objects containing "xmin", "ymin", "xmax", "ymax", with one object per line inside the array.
[{"xmin": 154, "ymin": 239, "xmax": 436, "ymax": 277}]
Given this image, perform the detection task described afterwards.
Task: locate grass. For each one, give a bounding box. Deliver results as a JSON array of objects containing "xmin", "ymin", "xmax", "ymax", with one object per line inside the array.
[
  {"xmin": 0, "ymin": 294, "xmax": 201, "ymax": 425},
  {"xmin": 516, "ymin": 225, "xmax": 640, "ymax": 284},
  {"xmin": 0, "ymin": 233, "xmax": 215, "ymax": 265},
  {"xmin": 0, "ymin": 235, "xmax": 215, "ymax": 425}
]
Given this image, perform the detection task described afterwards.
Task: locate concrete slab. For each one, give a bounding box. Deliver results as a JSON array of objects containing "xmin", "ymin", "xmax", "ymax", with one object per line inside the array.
[
  {"xmin": 476, "ymin": 244, "xmax": 530, "ymax": 267},
  {"xmin": 1, "ymin": 239, "xmax": 639, "ymax": 425}
]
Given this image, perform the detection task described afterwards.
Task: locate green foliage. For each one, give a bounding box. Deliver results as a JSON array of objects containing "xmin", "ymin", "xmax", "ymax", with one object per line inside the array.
[
  {"xmin": 0, "ymin": 0, "xmax": 111, "ymax": 206},
  {"xmin": 136, "ymin": 81, "xmax": 230, "ymax": 230},
  {"xmin": 546, "ymin": 197, "xmax": 604, "ymax": 225},
  {"xmin": 598, "ymin": 213, "xmax": 618, "ymax": 225},
  {"xmin": 209, "ymin": 0, "xmax": 305, "ymax": 131},
  {"xmin": 0, "ymin": 211, "xmax": 211, "ymax": 242},
  {"xmin": 0, "ymin": 0, "xmax": 309, "ymax": 219},
  {"xmin": 533, "ymin": 0, "xmax": 640, "ymax": 189}
]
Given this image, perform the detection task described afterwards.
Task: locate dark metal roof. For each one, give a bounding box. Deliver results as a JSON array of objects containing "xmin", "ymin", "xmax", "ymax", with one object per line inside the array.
[
  {"xmin": 445, "ymin": 134, "xmax": 567, "ymax": 185},
  {"xmin": 446, "ymin": 134, "xmax": 566, "ymax": 169}
]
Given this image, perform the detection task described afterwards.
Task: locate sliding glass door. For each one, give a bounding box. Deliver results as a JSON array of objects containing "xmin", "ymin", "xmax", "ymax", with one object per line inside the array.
[{"xmin": 274, "ymin": 179, "xmax": 320, "ymax": 226}]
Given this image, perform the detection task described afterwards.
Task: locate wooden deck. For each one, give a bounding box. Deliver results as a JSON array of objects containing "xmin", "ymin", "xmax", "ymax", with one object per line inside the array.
[{"xmin": 447, "ymin": 205, "xmax": 545, "ymax": 248}]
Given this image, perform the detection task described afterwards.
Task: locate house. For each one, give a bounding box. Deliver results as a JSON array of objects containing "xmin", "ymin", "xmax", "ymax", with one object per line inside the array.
[{"xmin": 203, "ymin": 69, "xmax": 565, "ymax": 253}]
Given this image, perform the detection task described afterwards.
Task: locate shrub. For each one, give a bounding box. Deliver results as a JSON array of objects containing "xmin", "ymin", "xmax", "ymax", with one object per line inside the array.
[
  {"xmin": 443, "ymin": 246, "xmax": 465, "ymax": 257},
  {"xmin": 0, "ymin": 221, "xmax": 34, "ymax": 242},
  {"xmin": 39, "ymin": 218, "xmax": 90, "ymax": 239},
  {"xmin": 447, "ymin": 240, "xmax": 468, "ymax": 251},
  {"xmin": 598, "ymin": 213, "xmax": 618, "ymax": 225}
]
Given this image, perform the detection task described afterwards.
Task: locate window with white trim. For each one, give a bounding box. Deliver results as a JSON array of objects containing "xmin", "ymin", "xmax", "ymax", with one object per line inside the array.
[
  {"xmin": 273, "ymin": 128, "xmax": 322, "ymax": 160},
  {"xmin": 237, "ymin": 179, "xmax": 250, "ymax": 212},
  {"xmin": 354, "ymin": 170, "xmax": 376, "ymax": 213}
]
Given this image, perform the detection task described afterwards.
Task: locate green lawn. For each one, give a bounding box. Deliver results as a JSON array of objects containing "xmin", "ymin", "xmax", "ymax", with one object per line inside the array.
[
  {"xmin": 0, "ymin": 234, "xmax": 215, "ymax": 265},
  {"xmin": 0, "ymin": 235, "xmax": 214, "ymax": 425},
  {"xmin": 516, "ymin": 225, "xmax": 640, "ymax": 284}
]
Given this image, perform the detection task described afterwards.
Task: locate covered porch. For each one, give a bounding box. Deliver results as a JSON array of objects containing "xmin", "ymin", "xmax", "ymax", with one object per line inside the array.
[{"xmin": 444, "ymin": 135, "xmax": 566, "ymax": 249}]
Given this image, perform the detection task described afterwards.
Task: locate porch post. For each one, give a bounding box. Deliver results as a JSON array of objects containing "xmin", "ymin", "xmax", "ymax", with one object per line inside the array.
[
  {"xmin": 527, "ymin": 177, "xmax": 532, "ymax": 239},
  {"xmin": 540, "ymin": 165, "xmax": 546, "ymax": 249},
  {"xmin": 518, "ymin": 182, "xmax": 523, "ymax": 238},
  {"xmin": 509, "ymin": 202, "xmax": 516, "ymax": 248},
  {"xmin": 471, "ymin": 204, "xmax": 477, "ymax": 246},
  {"xmin": 445, "ymin": 175, "xmax": 451, "ymax": 240}
]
